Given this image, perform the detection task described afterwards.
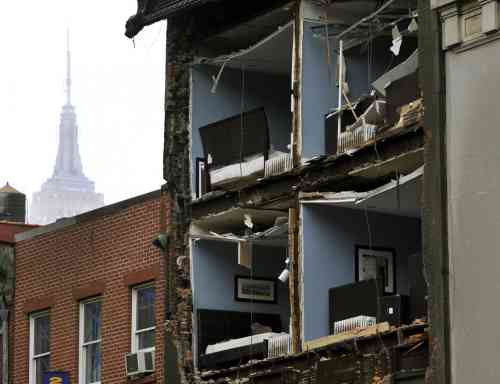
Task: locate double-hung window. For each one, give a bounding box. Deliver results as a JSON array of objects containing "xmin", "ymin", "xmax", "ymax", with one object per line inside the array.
[
  {"xmin": 29, "ymin": 311, "xmax": 50, "ymax": 384},
  {"xmin": 131, "ymin": 284, "xmax": 155, "ymax": 352},
  {"xmin": 79, "ymin": 299, "xmax": 101, "ymax": 384}
]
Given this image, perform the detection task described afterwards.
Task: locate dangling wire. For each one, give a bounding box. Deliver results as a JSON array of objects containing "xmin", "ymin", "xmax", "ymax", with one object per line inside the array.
[
  {"xmin": 238, "ymin": 64, "xmax": 246, "ymax": 202},
  {"xmin": 323, "ymin": 8, "xmax": 335, "ymax": 95},
  {"xmin": 250, "ymin": 243, "xmax": 255, "ymax": 369},
  {"xmin": 396, "ymin": 169, "xmax": 401, "ymax": 211},
  {"xmin": 147, "ymin": 19, "xmax": 166, "ymax": 52},
  {"xmin": 367, "ymin": 23, "xmax": 373, "ymax": 86},
  {"xmin": 364, "ymin": 205, "xmax": 373, "ymax": 250},
  {"xmin": 239, "ymin": 64, "xmax": 246, "ymax": 177}
]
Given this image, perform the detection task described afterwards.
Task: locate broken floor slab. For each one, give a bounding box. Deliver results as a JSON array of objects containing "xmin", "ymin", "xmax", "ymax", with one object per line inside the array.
[
  {"xmin": 191, "ymin": 127, "xmax": 424, "ymax": 220},
  {"xmin": 301, "ymin": 165, "xmax": 423, "ymax": 218},
  {"xmin": 198, "ymin": 323, "xmax": 428, "ymax": 383}
]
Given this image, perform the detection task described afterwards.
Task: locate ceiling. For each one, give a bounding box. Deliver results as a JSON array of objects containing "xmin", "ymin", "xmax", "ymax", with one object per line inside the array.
[
  {"xmin": 302, "ymin": 167, "xmax": 423, "ymax": 218},
  {"xmin": 197, "ymin": 22, "xmax": 293, "ymax": 76},
  {"xmin": 355, "ymin": 176, "xmax": 422, "ymax": 218},
  {"xmin": 191, "ymin": 208, "xmax": 289, "ymax": 248},
  {"xmin": 200, "ymin": 3, "xmax": 294, "ymax": 54},
  {"xmin": 192, "ymin": 207, "xmax": 287, "ymax": 234},
  {"xmin": 310, "ymin": 0, "xmax": 417, "ymax": 49}
]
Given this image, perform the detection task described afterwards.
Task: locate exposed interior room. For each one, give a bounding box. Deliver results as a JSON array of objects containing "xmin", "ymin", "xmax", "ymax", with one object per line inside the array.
[
  {"xmin": 190, "ymin": 21, "xmax": 293, "ymax": 197},
  {"xmin": 301, "ymin": 168, "xmax": 426, "ymax": 343},
  {"xmin": 299, "ymin": 0, "xmax": 419, "ymax": 159},
  {"xmin": 190, "ymin": 208, "xmax": 291, "ymax": 369}
]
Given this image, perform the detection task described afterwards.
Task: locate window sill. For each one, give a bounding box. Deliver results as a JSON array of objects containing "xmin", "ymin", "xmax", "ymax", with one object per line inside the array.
[{"xmin": 128, "ymin": 374, "xmax": 156, "ymax": 384}]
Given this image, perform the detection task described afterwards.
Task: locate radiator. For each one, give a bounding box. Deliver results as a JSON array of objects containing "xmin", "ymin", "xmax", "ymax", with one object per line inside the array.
[
  {"xmin": 337, "ymin": 124, "xmax": 376, "ymax": 155},
  {"xmin": 267, "ymin": 333, "xmax": 291, "ymax": 359},
  {"xmin": 265, "ymin": 153, "xmax": 293, "ymax": 177},
  {"xmin": 333, "ymin": 315, "xmax": 376, "ymax": 335}
]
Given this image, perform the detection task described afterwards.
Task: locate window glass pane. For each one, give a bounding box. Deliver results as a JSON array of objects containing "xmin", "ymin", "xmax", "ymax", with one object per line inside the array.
[
  {"xmin": 85, "ymin": 343, "xmax": 101, "ymax": 384},
  {"xmin": 137, "ymin": 287, "xmax": 155, "ymax": 330},
  {"xmin": 138, "ymin": 329, "xmax": 155, "ymax": 350},
  {"xmin": 84, "ymin": 301, "xmax": 101, "ymax": 343},
  {"xmin": 35, "ymin": 355, "xmax": 50, "ymax": 384},
  {"xmin": 34, "ymin": 315, "xmax": 50, "ymax": 355}
]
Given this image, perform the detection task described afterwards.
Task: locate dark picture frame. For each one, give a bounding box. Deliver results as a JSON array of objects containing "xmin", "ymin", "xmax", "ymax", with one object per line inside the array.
[
  {"xmin": 355, "ymin": 245, "xmax": 396, "ymax": 294},
  {"xmin": 234, "ymin": 276, "xmax": 277, "ymax": 304}
]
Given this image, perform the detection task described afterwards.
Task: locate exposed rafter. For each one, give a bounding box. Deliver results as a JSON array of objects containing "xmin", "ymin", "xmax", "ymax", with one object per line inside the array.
[{"xmin": 312, "ymin": 0, "xmax": 417, "ymax": 49}]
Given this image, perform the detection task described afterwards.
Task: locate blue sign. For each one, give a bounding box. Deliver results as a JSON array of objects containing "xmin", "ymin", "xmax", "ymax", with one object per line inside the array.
[{"xmin": 43, "ymin": 371, "xmax": 70, "ymax": 384}]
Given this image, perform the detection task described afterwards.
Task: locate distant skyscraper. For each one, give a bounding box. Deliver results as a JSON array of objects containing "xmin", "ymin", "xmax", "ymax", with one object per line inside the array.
[{"xmin": 30, "ymin": 32, "xmax": 104, "ymax": 225}]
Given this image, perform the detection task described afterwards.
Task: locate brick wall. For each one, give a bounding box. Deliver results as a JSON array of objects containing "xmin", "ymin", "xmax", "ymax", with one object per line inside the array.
[
  {"xmin": 12, "ymin": 191, "xmax": 168, "ymax": 384},
  {"xmin": 0, "ymin": 222, "xmax": 38, "ymax": 244}
]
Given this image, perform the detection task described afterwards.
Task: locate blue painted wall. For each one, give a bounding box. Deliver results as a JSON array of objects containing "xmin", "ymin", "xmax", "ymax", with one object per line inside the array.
[
  {"xmin": 301, "ymin": 21, "xmax": 338, "ymax": 159},
  {"xmin": 301, "ymin": 205, "xmax": 421, "ymax": 341},
  {"xmin": 192, "ymin": 240, "xmax": 290, "ymax": 330},
  {"xmin": 191, "ymin": 65, "xmax": 292, "ymax": 188}
]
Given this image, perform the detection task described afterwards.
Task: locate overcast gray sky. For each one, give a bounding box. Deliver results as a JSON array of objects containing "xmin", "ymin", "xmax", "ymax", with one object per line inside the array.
[{"xmin": 0, "ymin": 1, "xmax": 165, "ymax": 208}]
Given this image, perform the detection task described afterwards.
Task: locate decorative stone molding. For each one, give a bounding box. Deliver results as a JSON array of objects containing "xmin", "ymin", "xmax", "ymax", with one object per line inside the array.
[
  {"xmin": 434, "ymin": 0, "xmax": 500, "ymax": 50},
  {"xmin": 431, "ymin": 0, "xmax": 457, "ymax": 9},
  {"xmin": 480, "ymin": 0, "xmax": 499, "ymax": 33},
  {"xmin": 441, "ymin": 3, "xmax": 461, "ymax": 49}
]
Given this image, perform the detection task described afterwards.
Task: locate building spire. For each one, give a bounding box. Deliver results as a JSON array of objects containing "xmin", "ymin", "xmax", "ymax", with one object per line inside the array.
[
  {"xmin": 66, "ymin": 29, "xmax": 72, "ymax": 105},
  {"xmin": 29, "ymin": 29, "xmax": 104, "ymax": 225},
  {"xmin": 52, "ymin": 29, "xmax": 84, "ymax": 179}
]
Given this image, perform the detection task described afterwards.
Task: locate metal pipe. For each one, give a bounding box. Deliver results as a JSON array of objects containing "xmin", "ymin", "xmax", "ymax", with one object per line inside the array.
[
  {"xmin": 336, "ymin": 0, "xmax": 396, "ymax": 40},
  {"xmin": 2, "ymin": 314, "xmax": 8, "ymax": 384}
]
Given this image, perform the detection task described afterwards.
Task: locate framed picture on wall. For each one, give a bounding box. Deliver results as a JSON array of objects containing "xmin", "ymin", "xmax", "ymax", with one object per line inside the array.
[
  {"xmin": 355, "ymin": 246, "xmax": 396, "ymax": 294},
  {"xmin": 234, "ymin": 276, "xmax": 277, "ymax": 304}
]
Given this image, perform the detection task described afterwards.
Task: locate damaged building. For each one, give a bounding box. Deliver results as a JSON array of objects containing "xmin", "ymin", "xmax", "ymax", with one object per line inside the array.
[{"xmin": 125, "ymin": 0, "xmax": 441, "ymax": 383}]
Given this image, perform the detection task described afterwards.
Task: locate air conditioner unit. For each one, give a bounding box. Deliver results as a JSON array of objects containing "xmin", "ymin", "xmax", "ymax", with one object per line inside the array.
[
  {"xmin": 264, "ymin": 153, "xmax": 293, "ymax": 177},
  {"xmin": 333, "ymin": 315, "xmax": 376, "ymax": 335},
  {"xmin": 126, "ymin": 350, "xmax": 155, "ymax": 376}
]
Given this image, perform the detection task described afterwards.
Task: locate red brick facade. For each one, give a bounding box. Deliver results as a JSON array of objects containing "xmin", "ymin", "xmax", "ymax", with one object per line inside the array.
[
  {"xmin": 0, "ymin": 222, "xmax": 38, "ymax": 244},
  {"xmin": 13, "ymin": 191, "xmax": 167, "ymax": 383}
]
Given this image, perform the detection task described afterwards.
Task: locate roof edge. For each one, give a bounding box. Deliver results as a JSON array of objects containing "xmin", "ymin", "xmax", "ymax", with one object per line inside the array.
[
  {"xmin": 125, "ymin": 0, "xmax": 221, "ymax": 38},
  {"xmin": 16, "ymin": 189, "xmax": 161, "ymax": 242}
]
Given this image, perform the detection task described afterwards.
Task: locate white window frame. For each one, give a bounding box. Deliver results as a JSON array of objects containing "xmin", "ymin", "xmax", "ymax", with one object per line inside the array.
[
  {"xmin": 29, "ymin": 311, "xmax": 50, "ymax": 384},
  {"xmin": 79, "ymin": 298, "xmax": 101, "ymax": 384},
  {"xmin": 131, "ymin": 283, "xmax": 156, "ymax": 353}
]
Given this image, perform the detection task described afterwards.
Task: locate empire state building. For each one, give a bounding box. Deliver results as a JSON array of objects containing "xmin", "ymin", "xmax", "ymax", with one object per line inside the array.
[{"xmin": 30, "ymin": 33, "xmax": 104, "ymax": 225}]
